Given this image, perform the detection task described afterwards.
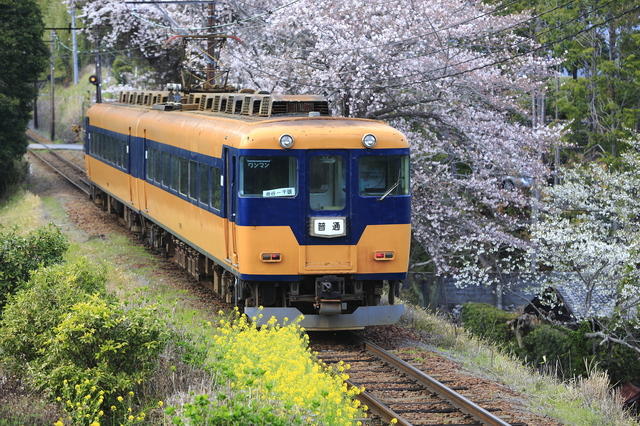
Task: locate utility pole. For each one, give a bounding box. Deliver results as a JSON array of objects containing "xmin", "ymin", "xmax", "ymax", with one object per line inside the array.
[
  {"xmin": 206, "ymin": 1, "xmax": 216, "ymax": 88},
  {"xmin": 94, "ymin": 28, "xmax": 102, "ymax": 103},
  {"xmin": 71, "ymin": 2, "xmax": 79, "ymax": 84},
  {"xmin": 50, "ymin": 30, "xmax": 56, "ymax": 141}
]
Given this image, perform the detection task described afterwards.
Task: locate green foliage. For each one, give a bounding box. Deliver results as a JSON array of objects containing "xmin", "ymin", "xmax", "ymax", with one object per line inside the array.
[
  {"xmin": 0, "ymin": 257, "xmax": 108, "ymax": 375},
  {"xmin": 0, "ymin": 223, "xmax": 68, "ymax": 310},
  {"xmin": 461, "ymin": 304, "xmax": 640, "ymax": 384},
  {"xmin": 32, "ymin": 296, "xmax": 171, "ymax": 415},
  {"xmin": 520, "ymin": 325, "xmax": 575, "ymax": 374},
  {"xmin": 0, "ymin": 0, "xmax": 49, "ymax": 196},
  {"xmin": 0, "ymin": 254, "xmax": 171, "ymax": 423},
  {"xmin": 460, "ymin": 303, "xmax": 517, "ymax": 345},
  {"xmin": 167, "ymin": 393, "xmax": 302, "ymax": 426}
]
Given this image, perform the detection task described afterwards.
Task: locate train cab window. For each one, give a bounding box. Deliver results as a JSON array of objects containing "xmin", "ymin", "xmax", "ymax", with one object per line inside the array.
[
  {"xmin": 309, "ymin": 155, "xmax": 345, "ymax": 210},
  {"xmin": 239, "ymin": 156, "xmax": 297, "ymax": 197},
  {"xmin": 358, "ymin": 155, "xmax": 409, "ymax": 197}
]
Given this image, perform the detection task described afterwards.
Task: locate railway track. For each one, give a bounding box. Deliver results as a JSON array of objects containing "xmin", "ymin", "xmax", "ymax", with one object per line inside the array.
[
  {"xmin": 26, "ymin": 133, "xmax": 90, "ymax": 196},
  {"xmin": 314, "ymin": 333, "xmax": 525, "ymax": 426}
]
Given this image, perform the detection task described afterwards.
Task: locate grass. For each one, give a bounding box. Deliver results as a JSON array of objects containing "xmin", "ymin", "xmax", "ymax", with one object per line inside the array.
[
  {"xmin": 2, "ymin": 185, "xmax": 638, "ymax": 425},
  {"xmin": 399, "ymin": 302, "xmax": 639, "ymax": 426},
  {"xmin": 0, "ymin": 190, "xmax": 42, "ymax": 231}
]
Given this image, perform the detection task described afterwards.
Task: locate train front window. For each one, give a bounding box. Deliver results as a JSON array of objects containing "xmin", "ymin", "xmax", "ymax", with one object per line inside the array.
[
  {"xmin": 358, "ymin": 155, "xmax": 409, "ymax": 197},
  {"xmin": 309, "ymin": 155, "xmax": 346, "ymax": 210},
  {"xmin": 239, "ymin": 156, "xmax": 297, "ymax": 197}
]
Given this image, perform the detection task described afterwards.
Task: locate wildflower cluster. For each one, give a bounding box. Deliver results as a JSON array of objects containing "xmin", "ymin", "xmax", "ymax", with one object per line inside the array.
[
  {"xmin": 207, "ymin": 309, "xmax": 363, "ymax": 424},
  {"xmin": 55, "ymin": 379, "xmax": 104, "ymax": 426},
  {"xmin": 54, "ymin": 382, "xmax": 149, "ymax": 426}
]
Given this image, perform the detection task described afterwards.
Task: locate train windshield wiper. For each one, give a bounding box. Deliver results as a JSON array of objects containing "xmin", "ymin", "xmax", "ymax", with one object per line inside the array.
[{"xmin": 377, "ymin": 171, "xmax": 401, "ymax": 202}]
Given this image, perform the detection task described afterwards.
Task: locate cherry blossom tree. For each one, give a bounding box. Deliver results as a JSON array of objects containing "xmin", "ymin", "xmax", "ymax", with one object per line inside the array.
[
  {"xmin": 529, "ymin": 134, "xmax": 640, "ymax": 354},
  {"xmin": 69, "ymin": 0, "xmax": 565, "ymax": 279}
]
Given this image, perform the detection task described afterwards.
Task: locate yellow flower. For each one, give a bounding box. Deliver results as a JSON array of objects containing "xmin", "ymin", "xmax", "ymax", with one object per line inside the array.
[
  {"xmin": 390, "ymin": 419, "xmax": 398, "ymax": 424},
  {"xmin": 157, "ymin": 401, "xmax": 164, "ymax": 407},
  {"xmin": 117, "ymin": 396, "xmax": 124, "ymax": 402},
  {"xmin": 128, "ymin": 391, "xmax": 134, "ymax": 397}
]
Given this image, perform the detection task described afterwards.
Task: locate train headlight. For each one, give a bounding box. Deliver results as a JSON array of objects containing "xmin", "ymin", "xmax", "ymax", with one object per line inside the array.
[
  {"xmin": 279, "ymin": 134, "xmax": 294, "ymax": 149},
  {"xmin": 362, "ymin": 133, "xmax": 377, "ymax": 149}
]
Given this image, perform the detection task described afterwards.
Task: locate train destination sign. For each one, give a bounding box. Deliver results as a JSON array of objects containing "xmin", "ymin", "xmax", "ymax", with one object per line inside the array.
[{"xmin": 309, "ymin": 217, "xmax": 347, "ymax": 238}]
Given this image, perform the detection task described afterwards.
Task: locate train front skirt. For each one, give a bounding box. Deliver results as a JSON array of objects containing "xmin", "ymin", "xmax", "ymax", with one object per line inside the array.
[{"xmin": 245, "ymin": 304, "xmax": 405, "ymax": 331}]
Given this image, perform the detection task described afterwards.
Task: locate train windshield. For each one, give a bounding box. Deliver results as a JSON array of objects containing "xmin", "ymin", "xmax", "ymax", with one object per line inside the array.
[
  {"xmin": 239, "ymin": 156, "xmax": 298, "ymax": 197},
  {"xmin": 358, "ymin": 155, "xmax": 410, "ymax": 197},
  {"xmin": 309, "ymin": 155, "xmax": 346, "ymax": 211}
]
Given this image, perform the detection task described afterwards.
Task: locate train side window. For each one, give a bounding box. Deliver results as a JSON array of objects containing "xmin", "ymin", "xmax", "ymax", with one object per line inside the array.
[
  {"xmin": 117, "ymin": 139, "xmax": 124, "ymax": 168},
  {"xmin": 147, "ymin": 149, "xmax": 154, "ymax": 180},
  {"xmin": 121, "ymin": 139, "xmax": 127, "ymax": 169},
  {"xmin": 199, "ymin": 164, "xmax": 210, "ymax": 205},
  {"xmin": 189, "ymin": 160, "xmax": 198, "ymax": 199},
  {"xmin": 178, "ymin": 157, "xmax": 188, "ymax": 195},
  {"xmin": 155, "ymin": 149, "xmax": 163, "ymax": 183},
  {"xmin": 162, "ymin": 152, "xmax": 171, "ymax": 187},
  {"xmin": 210, "ymin": 166, "xmax": 222, "ymax": 210},
  {"xmin": 171, "ymin": 155, "xmax": 180, "ymax": 192},
  {"xmin": 239, "ymin": 156, "xmax": 297, "ymax": 197},
  {"xmin": 358, "ymin": 155, "xmax": 410, "ymax": 197}
]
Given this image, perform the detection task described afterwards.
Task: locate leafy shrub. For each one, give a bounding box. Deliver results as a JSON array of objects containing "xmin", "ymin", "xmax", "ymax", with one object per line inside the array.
[
  {"xmin": 0, "ymin": 257, "xmax": 108, "ymax": 375},
  {"xmin": 521, "ymin": 325, "xmax": 573, "ymax": 372},
  {"xmin": 460, "ymin": 302, "xmax": 517, "ymax": 346},
  {"xmin": 31, "ymin": 295, "xmax": 171, "ymax": 415},
  {"xmin": 167, "ymin": 393, "xmax": 300, "ymax": 426},
  {"xmin": 0, "ymin": 222, "xmax": 68, "ymax": 309}
]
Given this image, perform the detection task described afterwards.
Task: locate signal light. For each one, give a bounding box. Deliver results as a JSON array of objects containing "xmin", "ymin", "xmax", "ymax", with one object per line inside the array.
[
  {"xmin": 374, "ymin": 251, "xmax": 394, "ymax": 261},
  {"xmin": 261, "ymin": 253, "xmax": 282, "ymax": 262},
  {"xmin": 89, "ymin": 75, "xmax": 98, "ymax": 86}
]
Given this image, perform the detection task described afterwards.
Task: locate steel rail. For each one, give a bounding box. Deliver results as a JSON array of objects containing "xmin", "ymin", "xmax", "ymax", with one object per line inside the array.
[
  {"xmin": 27, "ymin": 145, "xmax": 90, "ymax": 196},
  {"xmin": 350, "ymin": 385, "xmax": 413, "ymax": 426},
  {"xmin": 360, "ymin": 337, "xmax": 512, "ymax": 426}
]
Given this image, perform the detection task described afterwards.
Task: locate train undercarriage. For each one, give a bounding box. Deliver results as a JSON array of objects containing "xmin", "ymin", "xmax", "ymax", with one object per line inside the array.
[{"xmin": 91, "ymin": 185, "xmax": 403, "ymax": 330}]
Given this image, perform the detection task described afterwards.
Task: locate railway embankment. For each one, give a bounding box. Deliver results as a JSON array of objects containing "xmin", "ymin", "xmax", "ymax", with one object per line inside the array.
[{"xmin": 0, "ymin": 143, "xmax": 635, "ymax": 425}]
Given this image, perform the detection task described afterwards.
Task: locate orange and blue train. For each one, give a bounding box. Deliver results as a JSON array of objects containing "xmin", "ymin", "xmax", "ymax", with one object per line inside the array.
[{"xmin": 84, "ymin": 88, "xmax": 410, "ymax": 330}]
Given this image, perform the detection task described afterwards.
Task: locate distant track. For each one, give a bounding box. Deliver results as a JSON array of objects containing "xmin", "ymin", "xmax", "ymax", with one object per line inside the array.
[
  {"xmin": 26, "ymin": 131, "xmax": 90, "ymax": 196},
  {"xmin": 314, "ymin": 333, "xmax": 524, "ymax": 426}
]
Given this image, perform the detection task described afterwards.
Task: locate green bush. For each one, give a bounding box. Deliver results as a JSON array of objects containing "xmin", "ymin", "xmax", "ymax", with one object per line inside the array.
[
  {"xmin": 33, "ymin": 295, "xmax": 171, "ymax": 405},
  {"xmin": 167, "ymin": 393, "xmax": 303, "ymax": 426},
  {"xmin": 0, "ymin": 257, "xmax": 108, "ymax": 375},
  {"xmin": 460, "ymin": 303, "xmax": 517, "ymax": 346},
  {"xmin": 521, "ymin": 325, "xmax": 573, "ymax": 372},
  {"xmin": 0, "ymin": 223, "xmax": 68, "ymax": 309}
]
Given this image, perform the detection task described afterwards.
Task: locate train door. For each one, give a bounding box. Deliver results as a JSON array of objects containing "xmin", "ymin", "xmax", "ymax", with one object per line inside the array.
[
  {"xmin": 141, "ymin": 130, "xmax": 148, "ymax": 211},
  {"xmin": 305, "ymin": 150, "xmax": 353, "ymax": 270},
  {"xmin": 224, "ymin": 148, "xmax": 238, "ymax": 266},
  {"xmin": 127, "ymin": 127, "xmax": 134, "ymax": 205}
]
